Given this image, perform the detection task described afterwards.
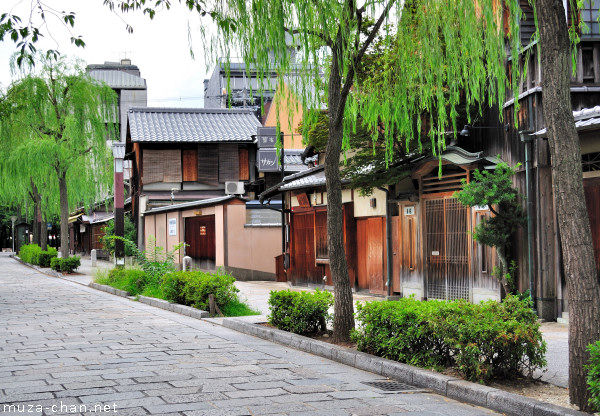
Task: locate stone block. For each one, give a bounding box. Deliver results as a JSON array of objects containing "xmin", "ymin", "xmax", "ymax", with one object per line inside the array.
[
  {"xmin": 333, "ymin": 348, "xmax": 357, "ymax": 367},
  {"xmin": 533, "ymin": 402, "xmax": 590, "ymax": 416},
  {"xmin": 355, "ymin": 351, "xmax": 383, "ymax": 375},
  {"xmin": 272, "ymin": 330, "xmax": 294, "ymax": 345},
  {"xmin": 411, "ymin": 369, "xmax": 457, "ymax": 395},
  {"xmin": 447, "ymin": 380, "xmax": 496, "ymax": 407},
  {"xmin": 309, "ymin": 340, "xmax": 334, "ymax": 360},
  {"xmin": 487, "ymin": 389, "xmax": 537, "ymax": 416},
  {"xmin": 380, "ymin": 360, "xmax": 414, "ymax": 385}
]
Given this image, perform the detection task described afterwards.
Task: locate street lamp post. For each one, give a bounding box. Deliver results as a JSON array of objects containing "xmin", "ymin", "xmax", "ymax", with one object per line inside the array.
[
  {"xmin": 10, "ymin": 216, "xmax": 17, "ymax": 253},
  {"xmin": 113, "ymin": 143, "xmax": 125, "ymax": 267}
]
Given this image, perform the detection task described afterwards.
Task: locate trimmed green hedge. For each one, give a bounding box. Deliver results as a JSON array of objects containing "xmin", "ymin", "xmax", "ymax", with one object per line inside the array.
[
  {"xmin": 38, "ymin": 247, "xmax": 58, "ymax": 267},
  {"xmin": 160, "ymin": 270, "xmax": 239, "ymax": 310},
  {"xmin": 19, "ymin": 244, "xmax": 58, "ymax": 267},
  {"xmin": 352, "ymin": 295, "xmax": 547, "ymax": 382},
  {"xmin": 50, "ymin": 256, "xmax": 81, "ymax": 273},
  {"xmin": 587, "ymin": 340, "xmax": 600, "ymax": 411},
  {"xmin": 19, "ymin": 244, "xmax": 42, "ymax": 265},
  {"xmin": 268, "ymin": 289, "xmax": 333, "ymax": 335}
]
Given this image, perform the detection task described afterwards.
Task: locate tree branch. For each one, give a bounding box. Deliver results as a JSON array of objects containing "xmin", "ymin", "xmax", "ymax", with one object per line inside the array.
[
  {"xmin": 338, "ymin": 0, "xmax": 396, "ymax": 117},
  {"xmin": 284, "ymin": 26, "xmax": 333, "ymax": 48}
]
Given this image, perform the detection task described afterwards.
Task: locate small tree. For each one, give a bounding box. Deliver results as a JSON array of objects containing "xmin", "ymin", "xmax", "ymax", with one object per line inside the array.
[
  {"xmin": 101, "ymin": 216, "xmax": 137, "ymax": 257},
  {"xmin": 0, "ymin": 54, "xmax": 118, "ymax": 258},
  {"xmin": 455, "ymin": 162, "xmax": 526, "ymax": 295}
]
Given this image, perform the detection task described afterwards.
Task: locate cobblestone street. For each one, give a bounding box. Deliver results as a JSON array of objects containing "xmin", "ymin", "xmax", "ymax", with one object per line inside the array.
[{"xmin": 0, "ymin": 254, "xmax": 498, "ymax": 415}]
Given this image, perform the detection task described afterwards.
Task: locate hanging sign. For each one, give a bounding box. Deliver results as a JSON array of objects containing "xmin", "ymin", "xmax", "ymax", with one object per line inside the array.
[
  {"xmin": 257, "ymin": 148, "xmax": 280, "ymax": 172},
  {"xmin": 257, "ymin": 127, "xmax": 278, "ymax": 148}
]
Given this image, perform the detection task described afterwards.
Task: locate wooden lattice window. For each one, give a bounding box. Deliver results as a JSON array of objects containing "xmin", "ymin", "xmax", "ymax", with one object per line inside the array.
[
  {"xmin": 421, "ymin": 171, "xmax": 468, "ymax": 194},
  {"xmin": 239, "ymin": 148, "xmax": 249, "ymax": 181},
  {"xmin": 583, "ymin": 151, "xmax": 600, "ymax": 172},
  {"xmin": 315, "ymin": 210, "xmax": 328, "ymax": 260},
  {"xmin": 198, "ymin": 144, "xmax": 219, "ymax": 185},
  {"xmin": 143, "ymin": 149, "xmax": 182, "ymax": 184},
  {"xmin": 219, "ymin": 144, "xmax": 239, "ymax": 183}
]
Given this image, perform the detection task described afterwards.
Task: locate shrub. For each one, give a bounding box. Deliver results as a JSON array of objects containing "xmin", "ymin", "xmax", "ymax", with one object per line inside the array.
[
  {"xmin": 50, "ymin": 256, "xmax": 81, "ymax": 273},
  {"xmin": 268, "ymin": 289, "xmax": 333, "ymax": 335},
  {"xmin": 38, "ymin": 247, "xmax": 58, "ymax": 268},
  {"xmin": 101, "ymin": 216, "xmax": 137, "ymax": 256},
  {"xmin": 104, "ymin": 268, "xmax": 148, "ymax": 295},
  {"xmin": 587, "ymin": 340, "xmax": 600, "ymax": 412},
  {"xmin": 160, "ymin": 269, "xmax": 239, "ymax": 310},
  {"xmin": 19, "ymin": 244, "xmax": 42, "ymax": 265},
  {"xmin": 352, "ymin": 294, "xmax": 547, "ymax": 382}
]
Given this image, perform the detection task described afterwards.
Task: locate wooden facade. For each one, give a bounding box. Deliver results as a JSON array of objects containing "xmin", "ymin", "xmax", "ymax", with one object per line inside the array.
[{"xmin": 287, "ymin": 203, "xmax": 357, "ymax": 287}]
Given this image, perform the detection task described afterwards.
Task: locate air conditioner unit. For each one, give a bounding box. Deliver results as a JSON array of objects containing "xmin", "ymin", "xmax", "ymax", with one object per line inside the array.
[{"xmin": 225, "ymin": 181, "xmax": 245, "ymax": 195}]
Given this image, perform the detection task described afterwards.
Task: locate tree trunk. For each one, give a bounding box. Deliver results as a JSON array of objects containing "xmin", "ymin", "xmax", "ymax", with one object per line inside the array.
[
  {"xmin": 495, "ymin": 245, "xmax": 512, "ymax": 295},
  {"xmin": 40, "ymin": 212, "xmax": 48, "ymax": 251},
  {"xmin": 58, "ymin": 170, "xmax": 70, "ymax": 258},
  {"xmin": 326, "ymin": 33, "xmax": 355, "ymax": 343},
  {"xmin": 538, "ymin": 0, "xmax": 600, "ymax": 410},
  {"xmin": 31, "ymin": 181, "xmax": 41, "ymax": 247}
]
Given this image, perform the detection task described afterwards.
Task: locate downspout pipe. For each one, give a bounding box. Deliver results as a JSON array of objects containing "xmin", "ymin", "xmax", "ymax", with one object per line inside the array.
[
  {"xmin": 519, "ymin": 130, "xmax": 536, "ymax": 310},
  {"xmin": 377, "ymin": 186, "xmax": 393, "ymax": 297}
]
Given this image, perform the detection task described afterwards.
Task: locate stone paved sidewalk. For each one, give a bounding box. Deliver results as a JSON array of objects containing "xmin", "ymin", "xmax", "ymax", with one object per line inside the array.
[
  {"xmin": 0, "ymin": 253, "xmax": 499, "ymax": 415},
  {"xmin": 37, "ymin": 254, "xmax": 572, "ymax": 390}
]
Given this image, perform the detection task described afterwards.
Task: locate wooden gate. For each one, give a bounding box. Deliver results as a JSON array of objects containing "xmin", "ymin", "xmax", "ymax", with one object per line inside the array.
[
  {"xmin": 185, "ymin": 215, "xmax": 216, "ymax": 269},
  {"xmin": 356, "ymin": 217, "xmax": 387, "ymax": 295},
  {"xmin": 424, "ymin": 197, "xmax": 470, "ymax": 300}
]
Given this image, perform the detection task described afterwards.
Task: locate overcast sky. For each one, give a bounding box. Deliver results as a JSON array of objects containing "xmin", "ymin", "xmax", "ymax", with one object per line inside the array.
[{"xmin": 1, "ymin": 1, "xmax": 218, "ymax": 107}]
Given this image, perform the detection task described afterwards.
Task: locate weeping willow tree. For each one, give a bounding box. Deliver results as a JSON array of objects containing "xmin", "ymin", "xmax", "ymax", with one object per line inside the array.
[
  {"xmin": 166, "ymin": 0, "xmax": 519, "ymax": 343},
  {"xmin": 0, "ymin": 54, "xmax": 118, "ymax": 258}
]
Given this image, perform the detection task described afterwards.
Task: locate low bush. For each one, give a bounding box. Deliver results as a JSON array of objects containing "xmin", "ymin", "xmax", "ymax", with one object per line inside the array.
[
  {"xmin": 50, "ymin": 256, "xmax": 81, "ymax": 273},
  {"xmin": 352, "ymin": 294, "xmax": 547, "ymax": 382},
  {"xmin": 38, "ymin": 248, "xmax": 58, "ymax": 268},
  {"xmin": 103, "ymin": 268, "xmax": 148, "ymax": 295},
  {"xmin": 19, "ymin": 244, "xmax": 42, "ymax": 265},
  {"xmin": 160, "ymin": 270, "xmax": 239, "ymax": 310},
  {"xmin": 268, "ymin": 289, "xmax": 333, "ymax": 335},
  {"xmin": 587, "ymin": 340, "xmax": 600, "ymax": 412}
]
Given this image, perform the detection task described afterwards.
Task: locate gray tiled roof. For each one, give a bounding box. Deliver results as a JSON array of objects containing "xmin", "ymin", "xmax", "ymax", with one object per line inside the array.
[
  {"xmin": 419, "ymin": 146, "xmax": 500, "ymax": 168},
  {"xmin": 280, "ymin": 167, "xmax": 327, "ymax": 190},
  {"xmin": 259, "ymin": 165, "xmax": 350, "ymax": 201},
  {"xmin": 283, "ymin": 149, "xmax": 309, "ymax": 172},
  {"xmin": 89, "ymin": 70, "xmax": 146, "ymax": 89},
  {"xmin": 129, "ymin": 107, "xmax": 262, "ymax": 143},
  {"xmin": 534, "ymin": 106, "xmax": 600, "ymax": 137},
  {"xmin": 144, "ymin": 195, "xmax": 242, "ymax": 214}
]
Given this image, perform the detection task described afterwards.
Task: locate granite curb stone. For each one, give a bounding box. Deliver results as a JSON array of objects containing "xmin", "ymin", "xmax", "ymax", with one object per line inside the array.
[
  {"xmin": 88, "ymin": 282, "xmax": 210, "ymax": 318},
  {"xmin": 221, "ymin": 318, "xmax": 590, "ymax": 416}
]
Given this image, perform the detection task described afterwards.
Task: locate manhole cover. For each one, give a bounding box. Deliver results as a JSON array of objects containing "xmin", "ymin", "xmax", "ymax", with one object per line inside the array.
[{"xmin": 362, "ymin": 380, "xmax": 423, "ymax": 392}]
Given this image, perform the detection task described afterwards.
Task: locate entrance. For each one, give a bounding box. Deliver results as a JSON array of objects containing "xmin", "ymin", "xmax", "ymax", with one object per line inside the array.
[
  {"xmin": 185, "ymin": 216, "xmax": 216, "ymax": 270},
  {"xmin": 424, "ymin": 197, "xmax": 470, "ymax": 300}
]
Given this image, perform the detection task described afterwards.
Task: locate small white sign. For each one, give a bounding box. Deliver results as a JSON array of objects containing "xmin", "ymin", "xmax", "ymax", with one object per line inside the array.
[
  {"xmin": 168, "ymin": 218, "xmax": 177, "ymax": 236},
  {"xmin": 431, "ymin": 251, "xmax": 440, "ymax": 256},
  {"xmin": 404, "ymin": 206, "xmax": 415, "ymax": 216}
]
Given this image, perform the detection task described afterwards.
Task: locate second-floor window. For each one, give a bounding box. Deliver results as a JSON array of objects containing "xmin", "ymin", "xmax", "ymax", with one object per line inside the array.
[{"xmin": 143, "ymin": 145, "xmax": 249, "ymax": 185}]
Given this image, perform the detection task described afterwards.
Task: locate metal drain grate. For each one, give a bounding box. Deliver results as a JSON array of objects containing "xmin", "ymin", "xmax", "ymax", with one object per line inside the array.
[{"xmin": 362, "ymin": 380, "xmax": 422, "ymax": 392}]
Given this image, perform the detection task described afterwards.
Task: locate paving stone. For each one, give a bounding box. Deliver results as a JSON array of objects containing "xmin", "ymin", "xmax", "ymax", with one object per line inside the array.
[
  {"xmin": 246, "ymin": 402, "xmax": 312, "ymax": 414},
  {"xmin": 282, "ymin": 384, "xmax": 336, "ymax": 394},
  {"xmin": 230, "ymin": 381, "xmax": 290, "ymax": 390},
  {"xmin": 223, "ymin": 387, "xmax": 288, "ymax": 399},
  {"xmin": 160, "ymin": 392, "xmax": 229, "ymax": 403},
  {"xmin": 0, "ymin": 255, "xmax": 511, "ymax": 416},
  {"xmin": 143, "ymin": 402, "xmax": 213, "ymax": 413},
  {"xmin": 54, "ymin": 387, "xmax": 116, "ymax": 398}
]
